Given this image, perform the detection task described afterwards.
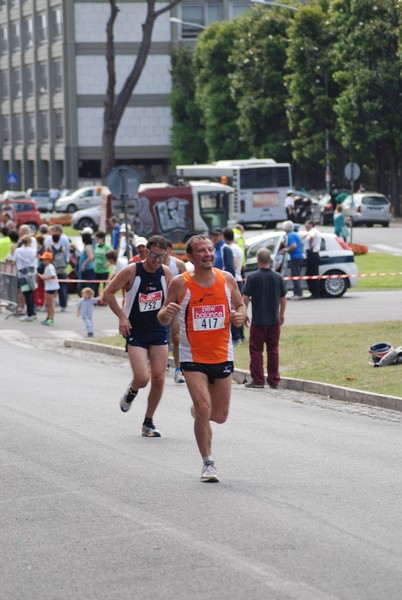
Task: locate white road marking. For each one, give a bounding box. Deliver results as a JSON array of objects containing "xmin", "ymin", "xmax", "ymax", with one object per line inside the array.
[{"xmin": 371, "ymin": 244, "xmax": 402, "ymax": 256}]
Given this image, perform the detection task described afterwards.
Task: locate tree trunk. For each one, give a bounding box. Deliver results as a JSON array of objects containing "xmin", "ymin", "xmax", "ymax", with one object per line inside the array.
[
  {"xmin": 101, "ymin": 0, "xmax": 182, "ymax": 181},
  {"xmin": 101, "ymin": 0, "xmax": 119, "ymax": 182}
]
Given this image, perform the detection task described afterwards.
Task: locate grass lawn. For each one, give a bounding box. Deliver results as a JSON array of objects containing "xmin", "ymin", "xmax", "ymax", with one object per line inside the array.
[
  {"xmin": 355, "ymin": 253, "xmax": 402, "ymax": 290},
  {"xmin": 94, "ymin": 320, "xmax": 402, "ymax": 399}
]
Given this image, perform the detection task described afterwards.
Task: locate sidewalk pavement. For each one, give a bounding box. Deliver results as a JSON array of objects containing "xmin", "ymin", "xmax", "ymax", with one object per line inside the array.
[{"xmin": 64, "ymin": 338, "xmax": 402, "ymax": 413}]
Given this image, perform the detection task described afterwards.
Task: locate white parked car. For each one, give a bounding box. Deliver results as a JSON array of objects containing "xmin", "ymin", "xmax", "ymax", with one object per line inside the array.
[
  {"xmin": 245, "ymin": 230, "xmax": 358, "ymax": 298},
  {"xmin": 342, "ymin": 192, "xmax": 392, "ymax": 227},
  {"xmin": 54, "ymin": 186, "xmax": 101, "ymax": 213},
  {"xmin": 72, "ymin": 205, "xmax": 100, "ymax": 231}
]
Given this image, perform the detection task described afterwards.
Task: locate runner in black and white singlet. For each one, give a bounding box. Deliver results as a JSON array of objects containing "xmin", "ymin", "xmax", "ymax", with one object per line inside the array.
[
  {"xmin": 124, "ymin": 260, "xmax": 169, "ymax": 347},
  {"xmin": 104, "ymin": 235, "xmax": 173, "ymax": 438}
]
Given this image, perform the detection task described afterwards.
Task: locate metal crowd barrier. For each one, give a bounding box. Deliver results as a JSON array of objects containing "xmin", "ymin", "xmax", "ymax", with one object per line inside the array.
[{"xmin": 0, "ymin": 260, "xmax": 18, "ymax": 317}]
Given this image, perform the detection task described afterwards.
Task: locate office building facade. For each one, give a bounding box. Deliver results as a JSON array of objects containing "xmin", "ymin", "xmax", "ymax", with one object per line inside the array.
[{"xmin": 0, "ymin": 1, "xmax": 305, "ymax": 190}]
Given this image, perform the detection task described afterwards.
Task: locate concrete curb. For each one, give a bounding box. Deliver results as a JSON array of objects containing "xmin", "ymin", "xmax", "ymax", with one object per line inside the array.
[{"xmin": 64, "ymin": 339, "xmax": 402, "ymax": 413}]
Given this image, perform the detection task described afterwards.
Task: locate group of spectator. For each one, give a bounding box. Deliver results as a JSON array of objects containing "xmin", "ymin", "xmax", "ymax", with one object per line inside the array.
[{"xmin": 0, "ymin": 221, "xmax": 71, "ymax": 325}]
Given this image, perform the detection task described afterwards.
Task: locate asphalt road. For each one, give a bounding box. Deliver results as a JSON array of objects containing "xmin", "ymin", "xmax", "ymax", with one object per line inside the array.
[{"xmin": 1, "ymin": 335, "xmax": 402, "ymax": 600}]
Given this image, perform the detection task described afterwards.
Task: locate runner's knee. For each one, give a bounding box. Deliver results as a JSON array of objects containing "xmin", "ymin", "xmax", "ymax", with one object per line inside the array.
[
  {"xmin": 133, "ymin": 373, "xmax": 149, "ymax": 388},
  {"xmin": 211, "ymin": 408, "xmax": 228, "ymax": 424}
]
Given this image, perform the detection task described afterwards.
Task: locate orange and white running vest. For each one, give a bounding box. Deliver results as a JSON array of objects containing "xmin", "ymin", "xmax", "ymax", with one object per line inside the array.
[{"xmin": 178, "ymin": 269, "xmax": 233, "ymax": 364}]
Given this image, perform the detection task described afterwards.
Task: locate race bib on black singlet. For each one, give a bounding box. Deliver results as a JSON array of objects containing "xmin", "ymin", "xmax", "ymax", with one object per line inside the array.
[
  {"xmin": 192, "ymin": 304, "xmax": 225, "ymax": 331},
  {"xmin": 139, "ymin": 291, "xmax": 163, "ymax": 312}
]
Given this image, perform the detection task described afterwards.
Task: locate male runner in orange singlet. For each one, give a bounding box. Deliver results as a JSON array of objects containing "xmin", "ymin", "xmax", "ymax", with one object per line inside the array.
[{"xmin": 158, "ymin": 234, "xmax": 246, "ymax": 483}]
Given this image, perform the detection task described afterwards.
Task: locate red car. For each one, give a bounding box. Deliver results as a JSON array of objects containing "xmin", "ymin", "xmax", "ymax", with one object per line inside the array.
[{"xmin": 0, "ymin": 199, "xmax": 42, "ymax": 233}]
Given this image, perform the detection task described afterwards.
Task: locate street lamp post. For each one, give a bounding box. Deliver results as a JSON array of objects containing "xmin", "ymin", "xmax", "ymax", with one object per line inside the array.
[
  {"xmin": 251, "ymin": 0, "xmax": 300, "ymax": 12},
  {"xmin": 169, "ymin": 17, "xmax": 207, "ymax": 30}
]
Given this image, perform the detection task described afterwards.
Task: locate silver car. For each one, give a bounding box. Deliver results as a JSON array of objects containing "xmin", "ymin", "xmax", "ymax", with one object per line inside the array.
[
  {"xmin": 55, "ymin": 186, "xmax": 101, "ymax": 213},
  {"xmin": 26, "ymin": 188, "xmax": 52, "ymax": 212},
  {"xmin": 342, "ymin": 192, "xmax": 392, "ymax": 227}
]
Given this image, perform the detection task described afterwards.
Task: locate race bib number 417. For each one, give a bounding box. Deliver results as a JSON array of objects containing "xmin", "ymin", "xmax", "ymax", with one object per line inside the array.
[
  {"xmin": 139, "ymin": 291, "xmax": 163, "ymax": 312},
  {"xmin": 192, "ymin": 304, "xmax": 225, "ymax": 331}
]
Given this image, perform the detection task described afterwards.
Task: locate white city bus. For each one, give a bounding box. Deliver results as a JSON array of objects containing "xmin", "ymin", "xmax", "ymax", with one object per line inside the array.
[{"xmin": 176, "ymin": 158, "xmax": 292, "ymax": 228}]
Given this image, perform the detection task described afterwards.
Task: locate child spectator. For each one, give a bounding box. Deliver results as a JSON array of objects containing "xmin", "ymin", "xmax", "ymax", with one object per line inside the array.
[
  {"xmin": 105, "ymin": 249, "xmax": 128, "ymax": 279},
  {"xmin": 77, "ymin": 286, "xmax": 99, "ymax": 338},
  {"xmin": 37, "ymin": 251, "xmax": 60, "ymax": 326}
]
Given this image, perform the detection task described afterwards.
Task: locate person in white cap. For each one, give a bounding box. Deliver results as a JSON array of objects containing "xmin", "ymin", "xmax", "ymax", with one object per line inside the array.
[{"xmin": 130, "ymin": 237, "xmax": 148, "ymax": 263}]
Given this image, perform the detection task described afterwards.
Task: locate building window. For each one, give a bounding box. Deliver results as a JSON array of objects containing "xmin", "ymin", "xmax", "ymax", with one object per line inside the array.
[
  {"xmin": 25, "ymin": 64, "xmax": 34, "ymax": 96},
  {"xmin": 37, "ymin": 12, "xmax": 47, "ymax": 45},
  {"xmin": 23, "ymin": 17, "xmax": 33, "ymax": 49},
  {"xmin": 0, "ymin": 71, "xmax": 9, "ymax": 99},
  {"xmin": 38, "ymin": 62, "xmax": 48, "ymax": 94},
  {"xmin": 2, "ymin": 116, "xmax": 10, "ymax": 143},
  {"xmin": 11, "ymin": 21, "xmax": 21, "ymax": 51},
  {"xmin": 51, "ymin": 8, "xmax": 62, "ymax": 40},
  {"xmin": 14, "ymin": 114, "xmax": 22, "ymax": 142},
  {"xmin": 12, "ymin": 68, "xmax": 22, "ymax": 98},
  {"xmin": 180, "ymin": 3, "xmax": 222, "ymax": 38},
  {"xmin": 53, "ymin": 60, "xmax": 62, "ymax": 92},
  {"xmin": 40, "ymin": 112, "xmax": 49, "ymax": 142},
  {"xmin": 27, "ymin": 113, "xmax": 35, "ymax": 142},
  {"xmin": 231, "ymin": 2, "xmax": 251, "ymax": 18},
  {"xmin": 55, "ymin": 111, "xmax": 63, "ymax": 141},
  {"xmin": 0, "ymin": 25, "xmax": 8, "ymax": 54}
]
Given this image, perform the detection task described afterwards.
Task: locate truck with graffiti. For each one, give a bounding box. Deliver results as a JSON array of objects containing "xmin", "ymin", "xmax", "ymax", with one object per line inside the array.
[{"xmin": 100, "ymin": 181, "xmax": 234, "ymax": 243}]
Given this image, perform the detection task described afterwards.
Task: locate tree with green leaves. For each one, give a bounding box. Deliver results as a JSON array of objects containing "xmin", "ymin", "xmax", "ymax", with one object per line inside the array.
[
  {"xmin": 170, "ymin": 47, "xmax": 207, "ymax": 167},
  {"xmin": 285, "ymin": 1, "xmax": 342, "ymax": 186},
  {"xmin": 193, "ymin": 21, "xmax": 249, "ymax": 161},
  {"xmin": 329, "ymin": 0, "xmax": 402, "ymax": 213},
  {"xmin": 229, "ymin": 6, "xmax": 292, "ymax": 162}
]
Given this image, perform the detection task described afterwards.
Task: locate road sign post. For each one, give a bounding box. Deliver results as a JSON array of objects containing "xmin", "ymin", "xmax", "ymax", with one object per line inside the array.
[
  {"xmin": 7, "ymin": 173, "xmax": 18, "ymax": 189},
  {"xmin": 107, "ymin": 166, "xmax": 140, "ymax": 260},
  {"xmin": 344, "ymin": 162, "xmax": 361, "ymax": 244}
]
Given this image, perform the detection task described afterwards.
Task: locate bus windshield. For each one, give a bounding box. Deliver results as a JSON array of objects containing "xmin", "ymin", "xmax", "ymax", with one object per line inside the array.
[
  {"xmin": 198, "ymin": 191, "xmax": 229, "ymax": 230},
  {"xmin": 239, "ymin": 167, "xmax": 291, "ymax": 190}
]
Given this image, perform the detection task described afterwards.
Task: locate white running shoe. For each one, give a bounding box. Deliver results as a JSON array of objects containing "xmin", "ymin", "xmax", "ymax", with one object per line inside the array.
[
  {"xmin": 174, "ymin": 369, "xmax": 185, "ymax": 384},
  {"xmin": 120, "ymin": 387, "xmax": 138, "ymax": 412},
  {"xmin": 201, "ymin": 462, "xmax": 219, "ymax": 483},
  {"xmin": 142, "ymin": 418, "xmax": 161, "ymax": 437}
]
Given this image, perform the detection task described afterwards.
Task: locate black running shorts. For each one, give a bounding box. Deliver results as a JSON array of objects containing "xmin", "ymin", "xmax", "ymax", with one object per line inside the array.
[{"xmin": 180, "ymin": 361, "xmax": 234, "ymax": 384}]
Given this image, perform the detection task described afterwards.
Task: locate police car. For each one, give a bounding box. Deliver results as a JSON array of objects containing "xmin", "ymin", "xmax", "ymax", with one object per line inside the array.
[{"xmin": 244, "ymin": 230, "xmax": 358, "ymax": 298}]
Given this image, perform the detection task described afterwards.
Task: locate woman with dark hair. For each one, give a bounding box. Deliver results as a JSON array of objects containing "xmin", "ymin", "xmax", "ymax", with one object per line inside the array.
[{"xmin": 78, "ymin": 231, "xmax": 95, "ymax": 293}]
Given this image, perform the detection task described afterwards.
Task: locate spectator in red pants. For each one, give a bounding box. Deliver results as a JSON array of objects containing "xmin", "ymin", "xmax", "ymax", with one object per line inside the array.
[{"xmin": 242, "ymin": 248, "xmax": 287, "ymax": 389}]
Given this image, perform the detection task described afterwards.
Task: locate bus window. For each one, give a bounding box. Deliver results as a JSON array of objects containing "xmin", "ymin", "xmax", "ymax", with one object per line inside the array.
[
  {"xmin": 198, "ymin": 191, "xmax": 229, "ymax": 230},
  {"xmin": 240, "ymin": 167, "xmax": 290, "ymax": 189}
]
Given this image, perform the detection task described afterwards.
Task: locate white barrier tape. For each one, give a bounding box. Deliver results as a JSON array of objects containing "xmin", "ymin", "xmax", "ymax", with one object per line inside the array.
[
  {"xmin": 282, "ymin": 272, "xmax": 402, "ymax": 281},
  {"xmin": 57, "ymin": 278, "xmax": 111, "ymax": 283}
]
